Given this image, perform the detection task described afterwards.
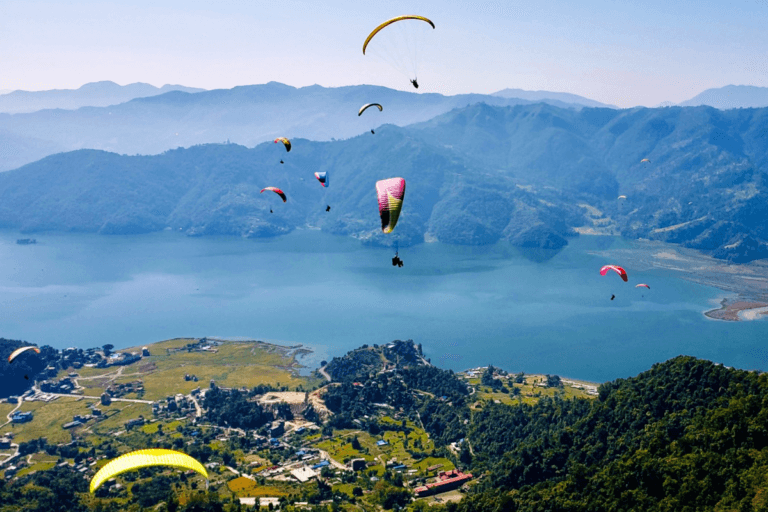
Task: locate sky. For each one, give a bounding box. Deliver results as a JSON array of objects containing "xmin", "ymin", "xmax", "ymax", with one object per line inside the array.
[{"xmin": 2, "ymin": 0, "xmax": 768, "ymax": 107}]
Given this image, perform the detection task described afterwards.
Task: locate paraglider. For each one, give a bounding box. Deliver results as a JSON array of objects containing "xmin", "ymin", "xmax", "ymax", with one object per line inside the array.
[
  {"xmin": 618, "ymin": 195, "xmax": 627, "ymax": 200},
  {"xmin": 376, "ymin": 178, "xmax": 406, "ymax": 234},
  {"xmin": 611, "ymin": 294, "xmax": 615, "ymax": 301},
  {"xmin": 8, "ymin": 346, "xmax": 40, "ymax": 363},
  {"xmin": 371, "ymin": 129, "xmax": 375, "ymax": 134},
  {"xmin": 636, "ymin": 284, "xmax": 650, "ymax": 289},
  {"xmin": 261, "ymin": 187, "xmax": 287, "ymax": 203},
  {"xmin": 363, "ymin": 16, "xmax": 435, "ymax": 88},
  {"xmin": 90, "ymin": 449, "xmax": 208, "ymax": 493},
  {"xmin": 274, "ymin": 138, "xmax": 291, "ymax": 152},
  {"xmin": 314, "ymin": 172, "xmax": 329, "ymax": 188},
  {"xmin": 600, "ymin": 265, "xmax": 628, "ymax": 282},
  {"xmin": 640, "ymin": 158, "xmax": 651, "ymax": 163},
  {"xmin": 358, "ymin": 103, "xmax": 383, "ymax": 116}
]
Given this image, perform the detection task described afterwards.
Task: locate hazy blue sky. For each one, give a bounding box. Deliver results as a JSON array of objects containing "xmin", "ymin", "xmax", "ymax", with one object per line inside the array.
[{"xmin": 2, "ymin": 0, "xmax": 767, "ymax": 107}]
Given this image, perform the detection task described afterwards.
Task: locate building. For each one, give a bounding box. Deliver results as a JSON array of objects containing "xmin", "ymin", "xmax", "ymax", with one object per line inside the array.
[
  {"xmin": 0, "ymin": 437, "xmax": 11, "ymax": 449},
  {"xmin": 312, "ymin": 460, "xmax": 331, "ymax": 471},
  {"xmin": 11, "ymin": 411, "xmax": 33, "ymax": 423},
  {"xmin": 125, "ymin": 417, "xmax": 145, "ymax": 429},
  {"xmin": 376, "ymin": 439, "xmax": 389, "ymax": 447},
  {"xmin": 270, "ymin": 420, "xmax": 285, "ymax": 438},
  {"xmin": 291, "ymin": 466, "xmax": 318, "ymax": 483},
  {"xmin": 413, "ymin": 470, "xmax": 474, "ymax": 497},
  {"xmin": 63, "ymin": 420, "xmax": 82, "ymax": 429}
]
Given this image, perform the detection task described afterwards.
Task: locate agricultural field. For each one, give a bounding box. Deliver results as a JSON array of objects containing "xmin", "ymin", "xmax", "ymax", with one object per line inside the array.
[
  {"xmin": 317, "ymin": 420, "xmax": 452, "ymax": 478},
  {"xmin": 3, "ymin": 397, "xmax": 94, "ymax": 444},
  {"xmin": 467, "ymin": 373, "xmax": 597, "ymax": 408},
  {"xmin": 55, "ymin": 338, "xmax": 320, "ymax": 402}
]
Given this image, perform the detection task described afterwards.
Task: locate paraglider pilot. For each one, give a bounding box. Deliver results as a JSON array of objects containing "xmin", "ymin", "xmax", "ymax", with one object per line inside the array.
[
  {"xmin": 410, "ymin": 78, "xmax": 419, "ymax": 89},
  {"xmin": 392, "ymin": 251, "xmax": 403, "ymax": 267},
  {"xmin": 611, "ymin": 294, "xmax": 615, "ymax": 301},
  {"xmin": 326, "ymin": 205, "xmax": 331, "ymax": 212}
]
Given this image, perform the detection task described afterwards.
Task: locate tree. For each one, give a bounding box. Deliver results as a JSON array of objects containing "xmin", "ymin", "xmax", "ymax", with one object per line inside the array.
[
  {"xmin": 351, "ymin": 436, "xmax": 361, "ymax": 450},
  {"xmin": 102, "ymin": 344, "xmax": 114, "ymax": 356}
]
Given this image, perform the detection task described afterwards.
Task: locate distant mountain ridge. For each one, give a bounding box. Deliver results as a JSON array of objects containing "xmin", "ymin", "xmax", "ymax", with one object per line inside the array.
[
  {"xmin": 678, "ymin": 85, "xmax": 768, "ymax": 109},
  {"xmin": 492, "ymin": 88, "xmax": 617, "ymax": 108},
  {"xmin": 1, "ymin": 101, "xmax": 768, "ymax": 262},
  {"xmin": 0, "ymin": 81, "xmax": 205, "ymax": 114},
  {"xmin": 0, "ymin": 82, "xmax": 612, "ymax": 172}
]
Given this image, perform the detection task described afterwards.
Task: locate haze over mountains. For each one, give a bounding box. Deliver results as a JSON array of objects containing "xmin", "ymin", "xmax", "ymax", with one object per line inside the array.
[
  {"xmin": 0, "ymin": 81, "xmax": 204, "ymax": 114},
  {"xmin": 2, "ymin": 101, "xmax": 767, "ymax": 262},
  {"xmin": 677, "ymin": 85, "xmax": 768, "ymax": 109},
  {"xmin": 0, "ymin": 82, "xmax": 610, "ymax": 173}
]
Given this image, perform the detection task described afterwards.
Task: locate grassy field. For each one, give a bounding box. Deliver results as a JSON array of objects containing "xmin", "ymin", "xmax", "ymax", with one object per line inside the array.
[
  {"xmin": 316, "ymin": 420, "xmax": 452, "ymax": 478},
  {"xmin": 468, "ymin": 374, "xmax": 597, "ymax": 408},
  {"xmin": 0, "ymin": 402, "xmax": 17, "ymax": 419},
  {"xmin": 91, "ymin": 402, "xmax": 153, "ymax": 434},
  {"xmin": 4, "ymin": 397, "xmax": 93, "ymax": 444},
  {"xmin": 57, "ymin": 338, "xmax": 318, "ymax": 402}
]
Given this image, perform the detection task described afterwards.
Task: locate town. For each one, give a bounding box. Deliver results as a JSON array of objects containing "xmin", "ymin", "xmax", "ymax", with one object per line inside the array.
[{"xmin": 0, "ymin": 337, "xmax": 593, "ymax": 510}]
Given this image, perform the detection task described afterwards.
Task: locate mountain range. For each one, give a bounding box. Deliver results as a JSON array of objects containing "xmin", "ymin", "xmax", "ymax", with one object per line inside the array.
[
  {"xmin": 0, "ymin": 83, "xmax": 617, "ymax": 173},
  {"xmin": 1, "ymin": 101, "xmax": 767, "ymax": 262},
  {"xmin": 0, "ymin": 81, "xmax": 204, "ymax": 114},
  {"xmin": 678, "ymin": 85, "xmax": 768, "ymax": 109}
]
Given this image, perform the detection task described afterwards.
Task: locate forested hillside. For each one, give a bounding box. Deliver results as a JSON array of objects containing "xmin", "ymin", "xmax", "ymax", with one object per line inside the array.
[
  {"xmin": 2, "ymin": 101, "xmax": 768, "ymax": 260},
  {"xmin": 449, "ymin": 356, "xmax": 768, "ymax": 511}
]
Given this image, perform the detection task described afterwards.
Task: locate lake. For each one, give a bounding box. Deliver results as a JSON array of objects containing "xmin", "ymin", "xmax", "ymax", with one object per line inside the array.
[{"xmin": 2, "ymin": 229, "xmax": 767, "ymax": 383}]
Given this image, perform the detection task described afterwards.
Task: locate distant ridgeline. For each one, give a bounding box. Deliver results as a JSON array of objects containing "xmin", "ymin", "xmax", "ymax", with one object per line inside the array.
[{"xmin": 1, "ymin": 102, "xmax": 768, "ymax": 260}]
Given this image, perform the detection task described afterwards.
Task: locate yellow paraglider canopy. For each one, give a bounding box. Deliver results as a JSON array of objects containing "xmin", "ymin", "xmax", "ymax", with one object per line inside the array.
[
  {"xmin": 90, "ymin": 449, "xmax": 208, "ymax": 493},
  {"xmin": 363, "ymin": 16, "xmax": 435, "ymax": 55}
]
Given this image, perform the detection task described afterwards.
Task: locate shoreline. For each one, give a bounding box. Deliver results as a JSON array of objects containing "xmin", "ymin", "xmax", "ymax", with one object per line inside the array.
[{"xmin": 703, "ymin": 299, "xmax": 768, "ymax": 322}]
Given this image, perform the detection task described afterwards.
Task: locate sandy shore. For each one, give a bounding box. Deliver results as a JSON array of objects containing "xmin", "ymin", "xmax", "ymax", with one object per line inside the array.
[{"xmin": 704, "ymin": 299, "xmax": 768, "ymax": 321}]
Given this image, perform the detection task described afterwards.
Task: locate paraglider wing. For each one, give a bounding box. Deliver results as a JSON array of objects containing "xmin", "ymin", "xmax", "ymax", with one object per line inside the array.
[
  {"xmin": 636, "ymin": 284, "xmax": 650, "ymax": 289},
  {"xmin": 599, "ymin": 265, "xmax": 628, "ymax": 282},
  {"xmin": 358, "ymin": 103, "xmax": 383, "ymax": 116},
  {"xmin": 261, "ymin": 187, "xmax": 287, "ymax": 202},
  {"xmin": 8, "ymin": 346, "xmax": 40, "ymax": 363},
  {"xmin": 90, "ymin": 449, "xmax": 208, "ymax": 493},
  {"xmin": 640, "ymin": 158, "xmax": 651, "ymax": 163},
  {"xmin": 274, "ymin": 138, "xmax": 291, "ymax": 152},
  {"xmin": 618, "ymin": 195, "xmax": 627, "ymax": 200},
  {"xmin": 363, "ymin": 16, "xmax": 435, "ymax": 55},
  {"xmin": 376, "ymin": 178, "xmax": 406, "ymax": 233},
  {"xmin": 314, "ymin": 172, "xmax": 329, "ymax": 188}
]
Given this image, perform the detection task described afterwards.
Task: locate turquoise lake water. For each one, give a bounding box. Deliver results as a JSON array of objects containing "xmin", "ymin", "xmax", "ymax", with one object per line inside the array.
[{"xmin": 1, "ymin": 229, "xmax": 767, "ymax": 383}]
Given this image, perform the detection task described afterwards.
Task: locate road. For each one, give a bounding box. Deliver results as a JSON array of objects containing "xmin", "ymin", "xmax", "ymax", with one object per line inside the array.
[
  {"xmin": 318, "ymin": 365, "xmax": 331, "ymax": 382},
  {"xmin": 30, "ymin": 384, "xmax": 154, "ymax": 404},
  {"xmin": 317, "ymin": 449, "xmax": 348, "ymax": 471},
  {"xmin": 0, "ymin": 443, "xmax": 20, "ymax": 467},
  {"xmin": 190, "ymin": 394, "xmax": 202, "ymax": 417},
  {"xmin": 0, "ymin": 400, "xmax": 23, "ymax": 429}
]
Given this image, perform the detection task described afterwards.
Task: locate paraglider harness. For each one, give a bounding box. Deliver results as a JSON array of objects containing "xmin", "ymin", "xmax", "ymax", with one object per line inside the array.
[
  {"xmin": 410, "ymin": 78, "xmax": 419, "ymax": 89},
  {"xmin": 392, "ymin": 251, "xmax": 403, "ymax": 267}
]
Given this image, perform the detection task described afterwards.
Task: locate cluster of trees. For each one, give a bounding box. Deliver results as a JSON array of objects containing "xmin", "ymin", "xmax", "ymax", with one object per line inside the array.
[
  {"xmin": 401, "ymin": 365, "xmax": 469, "ymax": 402},
  {"xmin": 324, "ymin": 347, "xmax": 386, "ymax": 383},
  {"xmin": 452, "ymin": 356, "xmax": 768, "ymax": 511},
  {"xmin": 202, "ymin": 387, "xmax": 273, "ymax": 429}
]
